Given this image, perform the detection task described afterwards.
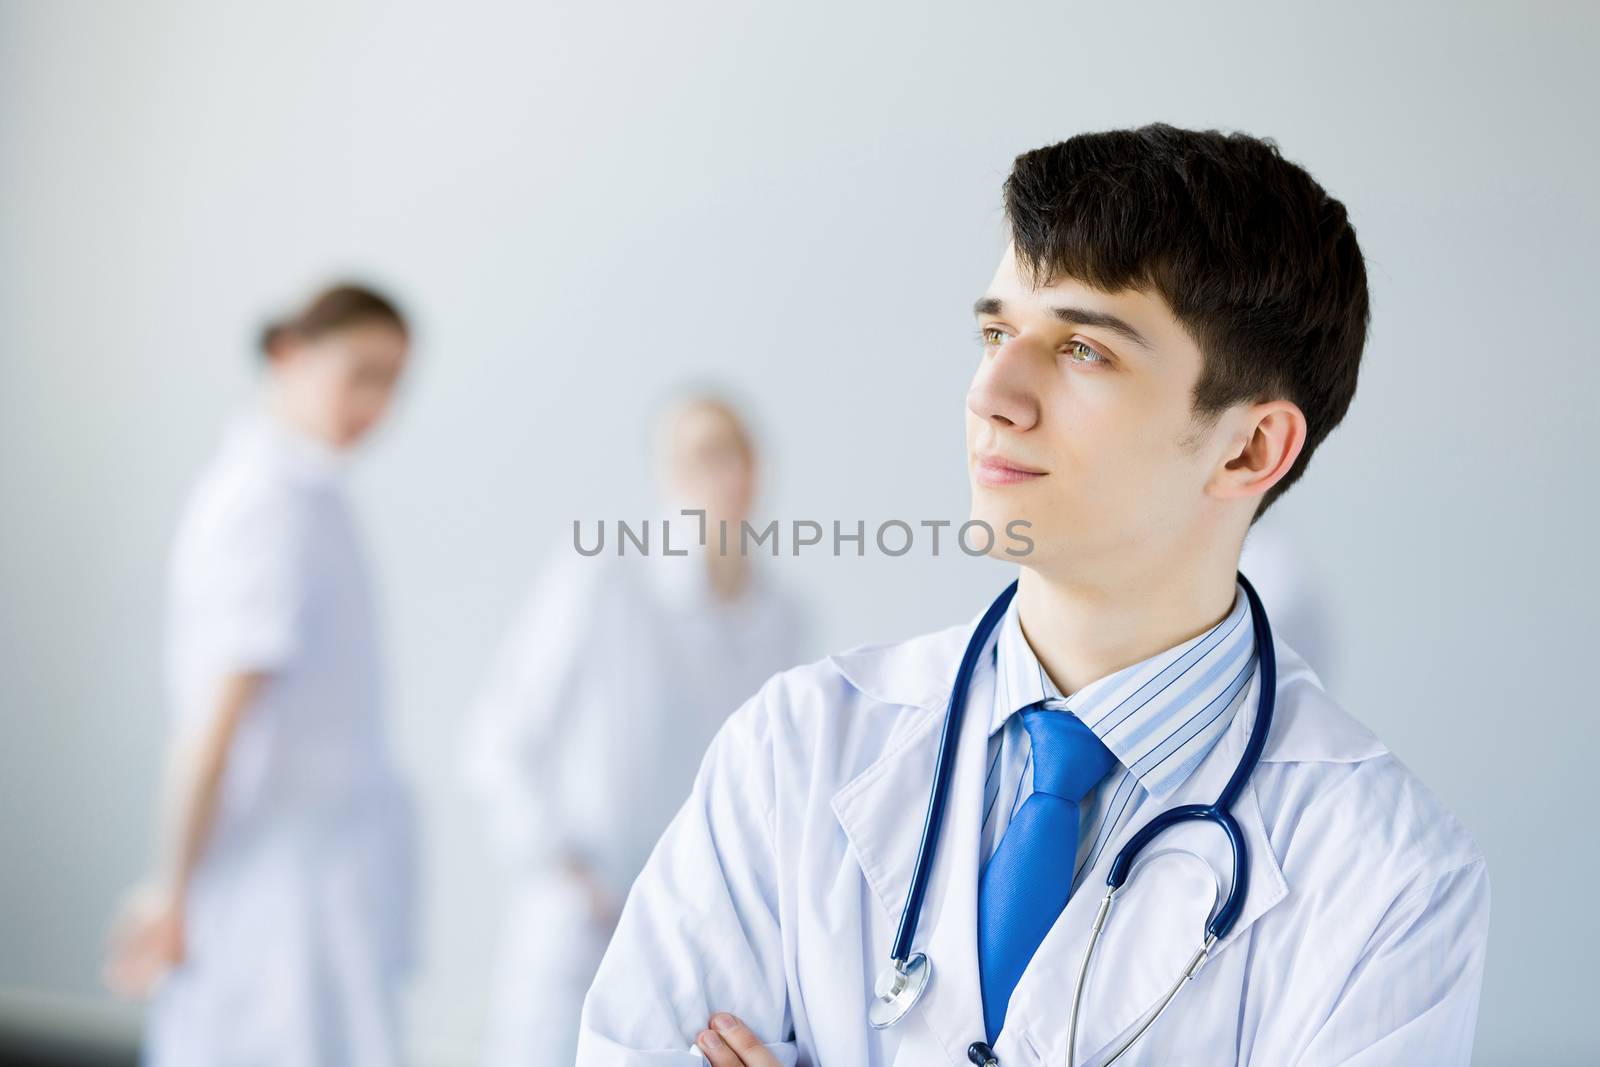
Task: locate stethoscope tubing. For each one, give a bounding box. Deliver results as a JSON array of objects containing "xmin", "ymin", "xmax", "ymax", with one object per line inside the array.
[
  {"xmin": 888, "ymin": 579, "xmax": 1019, "ymax": 966},
  {"xmin": 1103, "ymin": 572, "xmax": 1275, "ymax": 943},
  {"xmin": 880, "ymin": 571, "xmax": 1277, "ymax": 1058}
]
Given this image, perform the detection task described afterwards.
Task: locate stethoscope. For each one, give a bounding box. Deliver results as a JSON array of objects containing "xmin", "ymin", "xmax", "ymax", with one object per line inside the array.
[{"xmin": 867, "ymin": 572, "xmax": 1276, "ymax": 1067}]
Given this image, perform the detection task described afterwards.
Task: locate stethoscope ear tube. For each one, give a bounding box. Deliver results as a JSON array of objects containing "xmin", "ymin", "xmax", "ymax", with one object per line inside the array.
[
  {"xmin": 1067, "ymin": 885, "xmax": 1220, "ymax": 1067},
  {"xmin": 887, "ymin": 580, "xmax": 1019, "ymax": 966},
  {"xmin": 1100, "ymin": 571, "xmax": 1275, "ymax": 944},
  {"xmin": 1221, "ymin": 573, "xmax": 1276, "ymax": 812}
]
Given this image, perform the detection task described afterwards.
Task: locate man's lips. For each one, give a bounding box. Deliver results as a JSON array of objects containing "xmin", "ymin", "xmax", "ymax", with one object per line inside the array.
[{"xmin": 975, "ymin": 454, "xmax": 1048, "ymax": 487}]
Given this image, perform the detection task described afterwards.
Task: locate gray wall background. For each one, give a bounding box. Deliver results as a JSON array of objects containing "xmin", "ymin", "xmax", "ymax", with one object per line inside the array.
[{"xmin": 2, "ymin": 1, "xmax": 1595, "ymax": 1063}]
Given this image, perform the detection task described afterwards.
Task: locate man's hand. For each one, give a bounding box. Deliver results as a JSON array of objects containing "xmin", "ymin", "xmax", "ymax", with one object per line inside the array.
[{"xmin": 696, "ymin": 1013, "xmax": 782, "ymax": 1066}]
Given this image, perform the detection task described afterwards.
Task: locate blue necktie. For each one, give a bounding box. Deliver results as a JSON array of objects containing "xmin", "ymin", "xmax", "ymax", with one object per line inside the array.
[{"xmin": 978, "ymin": 706, "xmax": 1116, "ymax": 1041}]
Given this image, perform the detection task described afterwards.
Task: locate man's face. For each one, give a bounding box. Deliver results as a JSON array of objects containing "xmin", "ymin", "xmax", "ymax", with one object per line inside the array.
[{"xmin": 966, "ymin": 246, "xmax": 1225, "ymax": 577}]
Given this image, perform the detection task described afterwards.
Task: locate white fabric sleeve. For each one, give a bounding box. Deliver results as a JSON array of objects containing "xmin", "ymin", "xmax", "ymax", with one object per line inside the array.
[
  {"xmin": 461, "ymin": 557, "xmax": 601, "ymax": 872},
  {"xmin": 203, "ymin": 482, "xmax": 312, "ymax": 674},
  {"xmin": 575, "ymin": 682, "xmax": 797, "ymax": 1065},
  {"xmin": 1290, "ymin": 859, "xmax": 1490, "ymax": 1066}
]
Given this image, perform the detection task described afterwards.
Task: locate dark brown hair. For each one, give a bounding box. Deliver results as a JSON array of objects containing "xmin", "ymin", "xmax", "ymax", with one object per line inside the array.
[
  {"xmin": 259, "ymin": 282, "xmax": 408, "ymax": 357},
  {"xmin": 1004, "ymin": 123, "xmax": 1369, "ymax": 517}
]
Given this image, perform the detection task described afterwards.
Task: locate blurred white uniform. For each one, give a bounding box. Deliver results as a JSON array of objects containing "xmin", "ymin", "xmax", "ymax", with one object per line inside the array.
[
  {"xmin": 464, "ymin": 541, "xmax": 810, "ymax": 1067},
  {"xmin": 147, "ymin": 412, "xmax": 416, "ymax": 1067}
]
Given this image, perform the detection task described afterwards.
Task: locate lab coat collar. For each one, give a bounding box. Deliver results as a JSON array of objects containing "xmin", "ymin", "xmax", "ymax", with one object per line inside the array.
[{"xmin": 829, "ymin": 614, "xmax": 1000, "ymax": 1064}]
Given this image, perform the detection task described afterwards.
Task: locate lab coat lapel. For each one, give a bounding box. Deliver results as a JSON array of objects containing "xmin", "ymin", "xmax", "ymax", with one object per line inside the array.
[
  {"xmin": 999, "ymin": 662, "xmax": 1290, "ymax": 1066},
  {"xmin": 830, "ymin": 647, "xmax": 996, "ymax": 1066}
]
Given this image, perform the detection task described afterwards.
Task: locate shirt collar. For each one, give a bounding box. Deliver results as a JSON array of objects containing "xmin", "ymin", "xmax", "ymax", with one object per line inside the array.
[{"xmin": 990, "ymin": 582, "xmax": 1258, "ymax": 799}]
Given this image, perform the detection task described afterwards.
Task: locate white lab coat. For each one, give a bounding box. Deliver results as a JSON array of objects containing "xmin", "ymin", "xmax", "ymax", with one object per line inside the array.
[
  {"xmin": 578, "ymin": 601, "xmax": 1489, "ymax": 1066},
  {"xmin": 146, "ymin": 412, "xmax": 416, "ymax": 1067},
  {"xmin": 464, "ymin": 542, "xmax": 811, "ymax": 1067}
]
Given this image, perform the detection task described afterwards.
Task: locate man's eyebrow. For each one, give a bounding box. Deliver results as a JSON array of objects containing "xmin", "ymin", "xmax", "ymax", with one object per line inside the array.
[{"xmin": 973, "ymin": 296, "xmax": 1154, "ymax": 352}]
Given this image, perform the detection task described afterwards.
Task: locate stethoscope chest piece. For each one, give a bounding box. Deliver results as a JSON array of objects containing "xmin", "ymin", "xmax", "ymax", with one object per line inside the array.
[{"xmin": 868, "ymin": 952, "xmax": 931, "ymax": 1029}]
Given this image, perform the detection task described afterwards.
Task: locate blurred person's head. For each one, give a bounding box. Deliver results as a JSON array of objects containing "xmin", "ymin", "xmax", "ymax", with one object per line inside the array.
[
  {"xmin": 659, "ymin": 393, "xmax": 758, "ymax": 528},
  {"xmin": 966, "ymin": 124, "xmax": 1368, "ymax": 584},
  {"xmin": 259, "ymin": 283, "xmax": 410, "ymax": 449}
]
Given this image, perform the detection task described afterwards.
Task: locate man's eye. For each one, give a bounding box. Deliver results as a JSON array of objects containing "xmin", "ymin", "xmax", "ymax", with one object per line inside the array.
[
  {"xmin": 1067, "ymin": 340, "xmax": 1107, "ymax": 365},
  {"xmin": 980, "ymin": 326, "xmax": 1008, "ymax": 347}
]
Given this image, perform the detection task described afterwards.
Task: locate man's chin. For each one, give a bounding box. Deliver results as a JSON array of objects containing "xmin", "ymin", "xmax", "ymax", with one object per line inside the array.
[{"xmin": 963, "ymin": 504, "xmax": 1040, "ymax": 560}]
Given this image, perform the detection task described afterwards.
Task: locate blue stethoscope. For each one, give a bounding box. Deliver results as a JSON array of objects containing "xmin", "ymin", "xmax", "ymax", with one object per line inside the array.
[{"xmin": 867, "ymin": 573, "xmax": 1276, "ymax": 1067}]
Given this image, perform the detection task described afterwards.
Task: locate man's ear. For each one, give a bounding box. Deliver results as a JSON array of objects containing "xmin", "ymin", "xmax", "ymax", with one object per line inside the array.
[{"xmin": 1211, "ymin": 400, "xmax": 1306, "ymax": 504}]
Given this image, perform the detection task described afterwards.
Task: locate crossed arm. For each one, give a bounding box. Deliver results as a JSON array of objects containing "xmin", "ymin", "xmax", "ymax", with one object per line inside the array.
[{"xmin": 577, "ymin": 685, "xmax": 805, "ymax": 1064}]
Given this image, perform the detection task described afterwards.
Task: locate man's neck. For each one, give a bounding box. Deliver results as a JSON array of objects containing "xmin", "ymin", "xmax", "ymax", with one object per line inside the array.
[{"xmin": 1015, "ymin": 554, "xmax": 1241, "ymax": 698}]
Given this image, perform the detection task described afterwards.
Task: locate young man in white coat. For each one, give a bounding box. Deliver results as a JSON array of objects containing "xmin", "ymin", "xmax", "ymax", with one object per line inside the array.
[{"xmin": 577, "ymin": 124, "xmax": 1489, "ymax": 1066}]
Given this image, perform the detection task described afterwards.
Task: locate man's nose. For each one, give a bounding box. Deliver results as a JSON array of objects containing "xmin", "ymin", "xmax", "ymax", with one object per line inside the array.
[{"xmin": 966, "ymin": 338, "xmax": 1040, "ymax": 432}]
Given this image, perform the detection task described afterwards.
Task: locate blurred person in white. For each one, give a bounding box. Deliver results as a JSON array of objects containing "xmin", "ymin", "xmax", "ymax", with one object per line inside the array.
[
  {"xmin": 104, "ymin": 283, "xmax": 418, "ymax": 1067},
  {"xmin": 463, "ymin": 392, "xmax": 812, "ymax": 1067}
]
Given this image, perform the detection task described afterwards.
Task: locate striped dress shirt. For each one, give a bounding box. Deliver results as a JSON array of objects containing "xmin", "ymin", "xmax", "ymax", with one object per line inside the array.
[{"xmin": 979, "ymin": 582, "xmax": 1260, "ymax": 891}]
